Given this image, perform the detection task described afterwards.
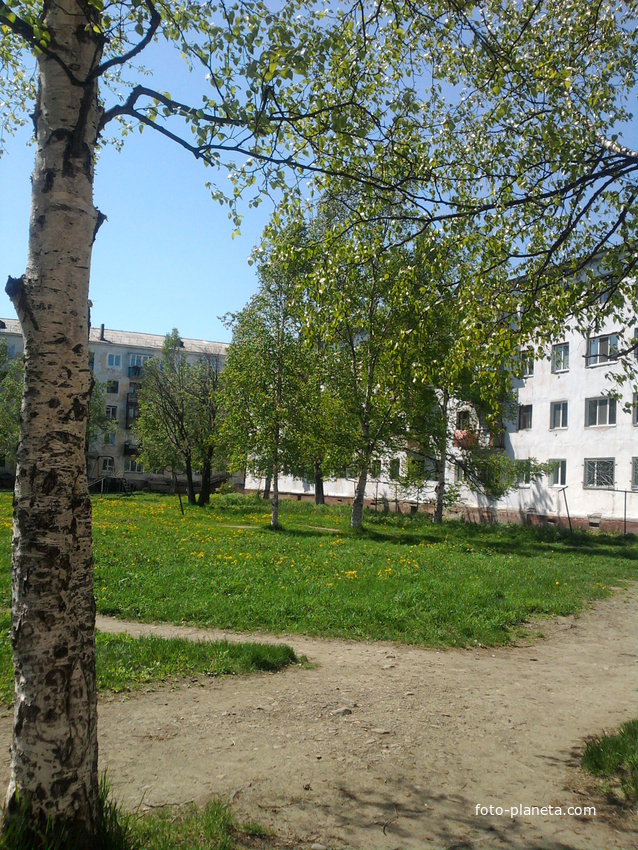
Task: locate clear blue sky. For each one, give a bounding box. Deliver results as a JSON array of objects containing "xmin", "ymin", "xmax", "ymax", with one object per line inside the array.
[{"xmin": 0, "ymin": 47, "xmax": 276, "ymax": 344}]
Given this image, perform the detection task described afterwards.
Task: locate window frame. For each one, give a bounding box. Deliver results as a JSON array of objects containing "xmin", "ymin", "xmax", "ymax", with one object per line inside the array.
[
  {"xmin": 101, "ymin": 456, "xmax": 115, "ymax": 474},
  {"xmin": 518, "ymin": 404, "xmax": 533, "ymax": 431},
  {"xmin": 550, "ymin": 401, "xmax": 568, "ymax": 430},
  {"xmin": 105, "ymin": 380, "xmax": 119, "ymax": 395},
  {"xmin": 551, "ymin": 342, "xmax": 570, "ymax": 373},
  {"xmin": 583, "ymin": 458, "xmax": 615, "ymax": 489},
  {"xmin": 585, "ymin": 397, "xmax": 617, "ymax": 427},
  {"xmin": 585, "ymin": 334, "xmax": 618, "ymax": 367},
  {"xmin": 549, "ymin": 459, "xmax": 567, "ymax": 487},
  {"xmin": 107, "ymin": 353, "xmax": 122, "ymax": 369},
  {"xmin": 516, "ymin": 459, "xmax": 531, "ymax": 487}
]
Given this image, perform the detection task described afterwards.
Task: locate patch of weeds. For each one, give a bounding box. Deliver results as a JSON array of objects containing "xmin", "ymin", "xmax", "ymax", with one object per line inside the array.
[
  {"xmin": 130, "ymin": 799, "xmax": 271, "ymax": 850},
  {"xmin": 582, "ymin": 719, "xmax": 638, "ymax": 806}
]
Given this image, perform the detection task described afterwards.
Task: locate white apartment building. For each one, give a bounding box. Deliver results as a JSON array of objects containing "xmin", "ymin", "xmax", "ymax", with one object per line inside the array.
[{"xmin": 0, "ymin": 318, "xmax": 227, "ymax": 488}]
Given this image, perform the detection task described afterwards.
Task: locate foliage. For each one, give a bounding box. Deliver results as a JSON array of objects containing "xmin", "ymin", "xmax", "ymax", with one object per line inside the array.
[
  {"xmin": 86, "ymin": 378, "xmax": 117, "ymax": 460},
  {"xmin": 220, "ymin": 231, "xmax": 316, "ymax": 525},
  {"xmin": 136, "ymin": 330, "xmax": 222, "ymax": 505},
  {"xmin": 582, "ymin": 718, "xmax": 638, "ymax": 805},
  {"xmin": 0, "ymin": 342, "xmax": 22, "ymax": 465}
]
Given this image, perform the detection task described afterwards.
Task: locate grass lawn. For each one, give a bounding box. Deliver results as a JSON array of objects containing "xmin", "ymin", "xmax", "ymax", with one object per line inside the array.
[
  {"xmin": 582, "ymin": 718, "xmax": 638, "ymax": 806},
  {"xmin": 2, "ymin": 491, "xmax": 635, "ymax": 648}
]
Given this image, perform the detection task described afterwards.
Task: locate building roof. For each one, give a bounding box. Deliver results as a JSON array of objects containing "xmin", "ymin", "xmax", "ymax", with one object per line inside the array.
[
  {"xmin": 0, "ymin": 319, "xmax": 228, "ymax": 356},
  {"xmin": 0, "ymin": 319, "xmax": 21, "ymax": 335}
]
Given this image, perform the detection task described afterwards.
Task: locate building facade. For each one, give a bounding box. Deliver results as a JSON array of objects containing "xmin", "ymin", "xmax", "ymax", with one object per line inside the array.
[{"xmin": 0, "ymin": 318, "xmax": 227, "ymax": 487}]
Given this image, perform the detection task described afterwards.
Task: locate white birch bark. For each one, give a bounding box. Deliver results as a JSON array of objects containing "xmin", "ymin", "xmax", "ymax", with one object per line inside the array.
[{"xmin": 5, "ymin": 0, "xmax": 102, "ymax": 841}]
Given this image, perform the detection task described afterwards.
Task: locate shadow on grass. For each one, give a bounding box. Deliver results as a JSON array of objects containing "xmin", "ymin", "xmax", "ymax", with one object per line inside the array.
[{"xmin": 267, "ymin": 521, "xmax": 638, "ymax": 567}]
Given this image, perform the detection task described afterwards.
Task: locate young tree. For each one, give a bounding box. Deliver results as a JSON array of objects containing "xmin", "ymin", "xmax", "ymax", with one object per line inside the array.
[
  {"xmin": 298, "ymin": 195, "xmax": 415, "ymax": 529},
  {"xmin": 136, "ymin": 330, "xmax": 222, "ymax": 505},
  {"xmin": 221, "ymin": 259, "xmax": 309, "ymax": 528}
]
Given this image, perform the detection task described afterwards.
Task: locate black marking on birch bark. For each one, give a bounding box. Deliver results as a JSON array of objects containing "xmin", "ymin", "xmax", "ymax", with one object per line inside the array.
[
  {"xmin": 41, "ymin": 470, "xmax": 58, "ymax": 495},
  {"xmin": 42, "ymin": 170, "xmax": 55, "ymax": 193},
  {"xmin": 91, "ymin": 210, "xmax": 106, "ymax": 244}
]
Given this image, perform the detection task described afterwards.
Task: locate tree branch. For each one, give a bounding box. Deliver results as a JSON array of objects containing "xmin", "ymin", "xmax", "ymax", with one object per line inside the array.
[{"xmin": 90, "ymin": 0, "xmax": 161, "ymax": 80}]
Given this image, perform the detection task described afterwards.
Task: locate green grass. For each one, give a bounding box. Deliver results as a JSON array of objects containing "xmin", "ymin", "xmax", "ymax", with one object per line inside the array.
[
  {"xmin": 0, "ymin": 611, "xmax": 297, "ymax": 706},
  {"xmin": 0, "ymin": 492, "xmax": 637, "ymax": 649},
  {"xmin": 582, "ymin": 719, "xmax": 638, "ymax": 805},
  {"xmin": 128, "ymin": 799, "xmax": 273, "ymax": 850}
]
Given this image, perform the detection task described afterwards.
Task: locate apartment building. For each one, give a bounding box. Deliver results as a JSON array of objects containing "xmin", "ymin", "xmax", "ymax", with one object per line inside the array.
[
  {"xmin": 490, "ymin": 320, "xmax": 638, "ymax": 531},
  {"xmin": 0, "ymin": 318, "xmax": 227, "ymax": 486}
]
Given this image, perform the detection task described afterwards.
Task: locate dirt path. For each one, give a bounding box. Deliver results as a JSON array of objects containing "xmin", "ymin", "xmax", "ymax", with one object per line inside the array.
[{"xmin": 0, "ymin": 591, "xmax": 636, "ymax": 849}]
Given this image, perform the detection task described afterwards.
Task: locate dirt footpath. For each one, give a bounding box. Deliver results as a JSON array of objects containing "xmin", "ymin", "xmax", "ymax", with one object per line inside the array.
[{"xmin": 1, "ymin": 590, "xmax": 637, "ymax": 849}]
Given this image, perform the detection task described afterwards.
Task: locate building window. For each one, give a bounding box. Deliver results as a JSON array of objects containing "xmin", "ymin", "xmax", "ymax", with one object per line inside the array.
[
  {"xmin": 130, "ymin": 353, "xmax": 151, "ymax": 367},
  {"xmin": 585, "ymin": 397, "xmax": 616, "ymax": 427},
  {"xmin": 106, "ymin": 380, "xmax": 119, "ymax": 394},
  {"xmin": 105, "ymin": 405, "xmax": 118, "ymax": 421},
  {"xmin": 101, "ymin": 457, "xmax": 114, "ymax": 474},
  {"xmin": 369, "ymin": 459, "xmax": 381, "ymax": 479},
  {"xmin": 521, "ymin": 349, "xmax": 534, "ymax": 377},
  {"xmin": 549, "ymin": 459, "xmax": 566, "ymax": 486},
  {"xmin": 633, "ymin": 458, "xmax": 638, "ymax": 490},
  {"xmin": 516, "ymin": 459, "xmax": 531, "ymax": 486},
  {"xmin": 456, "ymin": 409, "xmax": 471, "ymax": 430},
  {"xmin": 550, "ymin": 401, "xmax": 568, "ymax": 429},
  {"xmin": 584, "ymin": 458, "xmax": 614, "ymax": 489},
  {"xmin": 633, "ymin": 392, "xmax": 638, "ymax": 426},
  {"xmin": 124, "ymin": 459, "xmax": 144, "ymax": 473},
  {"xmin": 107, "ymin": 353, "xmax": 122, "ymax": 368},
  {"xmin": 389, "ymin": 458, "xmax": 401, "ymax": 480},
  {"xmin": 586, "ymin": 334, "xmax": 618, "ymax": 367},
  {"xmin": 89, "ymin": 351, "xmax": 95, "ymax": 371},
  {"xmin": 518, "ymin": 404, "xmax": 533, "ymax": 430},
  {"xmin": 551, "ymin": 342, "xmax": 569, "ymax": 373},
  {"xmin": 104, "ymin": 433, "xmax": 115, "ymax": 446}
]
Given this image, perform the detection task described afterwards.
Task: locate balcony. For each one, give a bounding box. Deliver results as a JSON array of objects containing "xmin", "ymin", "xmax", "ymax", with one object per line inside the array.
[
  {"xmin": 128, "ymin": 365, "xmax": 143, "ymax": 377},
  {"xmin": 125, "ymin": 401, "xmax": 139, "ymax": 430},
  {"xmin": 123, "ymin": 443, "xmax": 140, "ymax": 456}
]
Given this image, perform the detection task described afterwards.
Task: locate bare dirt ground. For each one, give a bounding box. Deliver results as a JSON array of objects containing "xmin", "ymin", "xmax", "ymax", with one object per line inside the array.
[{"xmin": 1, "ymin": 589, "xmax": 636, "ymax": 849}]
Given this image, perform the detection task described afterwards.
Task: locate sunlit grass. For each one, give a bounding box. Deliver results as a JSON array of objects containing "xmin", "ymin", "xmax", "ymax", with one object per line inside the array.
[
  {"xmin": 582, "ymin": 719, "xmax": 638, "ymax": 805},
  {"xmin": 0, "ymin": 491, "xmax": 636, "ymax": 649}
]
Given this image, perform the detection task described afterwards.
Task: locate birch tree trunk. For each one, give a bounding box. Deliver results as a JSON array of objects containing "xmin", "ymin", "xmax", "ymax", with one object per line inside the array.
[
  {"xmin": 434, "ymin": 393, "xmax": 450, "ymax": 524},
  {"xmin": 4, "ymin": 1, "xmax": 102, "ymax": 842},
  {"xmin": 271, "ymin": 469, "xmax": 279, "ymax": 529},
  {"xmin": 351, "ymin": 467, "xmax": 368, "ymax": 529},
  {"xmin": 313, "ymin": 460, "xmax": 324, "ymax": 506}
]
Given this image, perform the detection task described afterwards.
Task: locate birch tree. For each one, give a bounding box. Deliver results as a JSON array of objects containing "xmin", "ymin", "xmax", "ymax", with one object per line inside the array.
[
  {"xmin": 221, "ymin": 275, "xmax": 308, "ymax": 529},
  {"xmin": 2, "ymin": 0, "xmax": 637, "ymax": 840}
]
